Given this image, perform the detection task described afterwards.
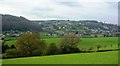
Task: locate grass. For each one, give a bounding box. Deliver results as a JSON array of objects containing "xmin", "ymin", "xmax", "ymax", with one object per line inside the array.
[
  {"xmin": 2, "ymin": 51, "xmax": 118, "ymax": 64},
  {"xmin": 4, "ymin": 40, "xmax": 16, "ymax": 46},
  {"xmin": 43, "ymin": 37, "xmax": 118, "ymax": 48},
  {"xmin": 2, "ymin": 37, "xmax": 118, "ymax": 64},
  {"xmin": 5, "ymin": 37, "xmax": 118, "ymax": 49}
]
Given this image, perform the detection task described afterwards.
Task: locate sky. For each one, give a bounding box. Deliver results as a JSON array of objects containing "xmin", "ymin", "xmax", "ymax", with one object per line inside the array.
[{"xmin": 0, "ymin": 0, "xmax": 119, "ymax": 24}]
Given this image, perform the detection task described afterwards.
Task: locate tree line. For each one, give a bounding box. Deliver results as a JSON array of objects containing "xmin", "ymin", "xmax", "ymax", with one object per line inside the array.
[
  {"xmin": 2, "ymin": 33, "xmax": 80, "ymax": 59},
  {"xmin": 1, "ymin": 32, "xmax": 118, "ymax": 59}
]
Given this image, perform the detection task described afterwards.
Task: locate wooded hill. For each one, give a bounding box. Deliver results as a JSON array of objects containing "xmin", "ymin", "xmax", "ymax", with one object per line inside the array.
[
  {"xmin": 2, "ymin": 14, "xmax": 118, "ymax": 34},
  {"xmin": 2, "ymin": 14, "xmax": 42, "ymax": 32}
]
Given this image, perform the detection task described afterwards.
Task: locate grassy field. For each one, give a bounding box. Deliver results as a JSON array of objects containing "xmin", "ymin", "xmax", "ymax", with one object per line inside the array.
[
  {"xmin": 2, "ymin": 51, "xmax": 118, "ymax": 64},
  {"xmin": 4, "ymin": 37, "xmax": 118, "ymax": 50},
  {"xmin": 2, "ymin": 37, "xmax": 118, "ymax": 64}
]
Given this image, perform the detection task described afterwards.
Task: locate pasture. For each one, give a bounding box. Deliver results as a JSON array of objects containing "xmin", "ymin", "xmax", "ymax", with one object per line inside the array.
[
  {"xmin": 2, "ymin": 51, "xmax": 118, "ymax": 64},
  {"xmin": 4, "ymin": 37, "xmax": 118, "ymax": 50},
  {"xmin": 2, "ymin": 37, "xmax": 118, "ymax": 64}
]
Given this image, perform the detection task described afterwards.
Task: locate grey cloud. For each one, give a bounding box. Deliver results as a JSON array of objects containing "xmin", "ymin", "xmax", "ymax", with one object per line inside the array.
[
  {"xmin": 0, "ymin": 0, "xmax": 118, "ymax": 24},
  {"xmin": 32, "ymin": 7, "xmax": 53, "ymax": 11},
  {"xmin": 57, "ymin": 2, "xmax": 81, "ymax": 7},
  {"xmin": 107, "ymin": 2, "xmax": 118, "ymax": 9}
]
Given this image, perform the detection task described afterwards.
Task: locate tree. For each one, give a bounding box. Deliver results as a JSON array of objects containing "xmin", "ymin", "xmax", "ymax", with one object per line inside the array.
[
  {"xmin": 59, "ymin": 33, "xmax": 80, "ymax": 53},
  {"xmin": 46, "ymin": 43, "xmax": 59, "ymax": 55},
  {"xmin": 15, "ymin": 33, "xmax": 46, "ymax": 56},
  {"xmin": 32, "ymin": 40, "xmax": 47, "ymax": 56}
]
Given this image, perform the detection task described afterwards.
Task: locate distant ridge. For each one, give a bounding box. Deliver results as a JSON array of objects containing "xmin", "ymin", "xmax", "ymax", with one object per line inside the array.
[
  {"xmin": 2, "ymin": 14, "xmax": 118, "ymax": 34},
  {"xmin": 2, "ymin": 14, "xmax": 42, "ymax": 32}
]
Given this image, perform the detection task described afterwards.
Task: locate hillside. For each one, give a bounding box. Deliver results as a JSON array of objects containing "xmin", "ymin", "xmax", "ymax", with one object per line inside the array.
[
  {"xmin": 2, "ymin": 14, "xmax": 42, "ymax": 32},
  {"xmin": 2, "ymin": 14, "xmax": 118, "ymax": 35},
  {"xmin": 32, "ymin": 20, "xmax": 118, "ymax": 35}
]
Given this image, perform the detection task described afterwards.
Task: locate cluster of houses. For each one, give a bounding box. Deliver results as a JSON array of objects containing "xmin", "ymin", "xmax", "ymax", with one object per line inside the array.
[
  {"xmin": 0, "ymin": 30, "xmax": 119, "ymax": 39},
  {"xmin": 3, "ymin": 31, "xmax": 21, "ymax": 37},
  {"xmin": 40, "ymin": 32, "xmax": 119, "ymax": 38}
]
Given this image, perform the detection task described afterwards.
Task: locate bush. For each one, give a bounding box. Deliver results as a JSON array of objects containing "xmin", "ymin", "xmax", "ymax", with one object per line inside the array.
[
  {"xmin": 2, "ymin": 53, "xmax": 8, "ymax": 59},
  {"xmin": 2, "ymin": 53, "xmax": 19, "ymax": 59},
  {"xmin": 2, "ymin": 44, "xmax": 10, "ymax": 53},
  {"xmin": 45, "ymin": 43, "xmax": 60, "ymax": 55},
  {"xmin": 32, "ymin": 49, "xmax": 44, "ymax": 56},
  {"xmin": 31, "ymin": 40, "xmax": 47, "ymax": 56},
  {"xmin": 88, "ymin": 46, "xmax": 94, "ymax": 51},
  {"xmin": 94, "ymin": 34, "xmax": 98, "ymax": 38},
  {"xmin": 59, "ymin": 33, "xmax": 80, "ymax": 54},
  {"xmin": 5, "ymin": 49, "xmax": 20, "ymax": 56},
  {"xmin": 10, "ymin": 45, "xmax": 16, "ymax": 49},
  {"xmin": 118, "ymin": 43, "xmax": 119, "ymax": 46},
  {"xmin": 15, "ymin": 33, "xmax": 47, "ymax": 56},
  {"xmin": 60, "ymin": 46, "xmax": 80, "ymax": 54},
  {"xmin": 3, "ymin": 49, "xmax": 20, "ymax": 59},
  {"xmin": 96, "ymin": 44, "xmax": 102, "ymax": 51}
]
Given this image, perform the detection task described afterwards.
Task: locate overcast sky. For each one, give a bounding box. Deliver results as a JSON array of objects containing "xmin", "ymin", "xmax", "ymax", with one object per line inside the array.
[{"xmin": 0, "ymin": 0, "xmax": 119, "ymax": 24}]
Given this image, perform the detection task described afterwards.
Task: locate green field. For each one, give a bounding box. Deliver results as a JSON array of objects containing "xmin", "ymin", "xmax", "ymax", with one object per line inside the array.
[
  {"xmin": 5, "ymin": 37, "xmax": 118, "ymax": 50},
  {"xmin": 2, "ymin": 37, "xmax": 118, "ymax": 64},
  {"xmin": 2, "ymin": 51, "xmax": 118, "ymax": 64}
]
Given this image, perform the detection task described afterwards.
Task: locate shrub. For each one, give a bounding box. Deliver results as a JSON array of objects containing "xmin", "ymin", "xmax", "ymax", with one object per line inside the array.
[
  {"xmin": 59, "ymin": 33, "xmax": 80, "ymax": 54},
  {"xmin": 32, "ymin": 49, "xmax": 45, "ymax": 56},
  {"xmin": 2, "ymin": 44, "xmax": 10, "ymax": 53},
  {"xmin": 118, "ymin": 43, "xmax": 119, "ymax": 46},
  {"xmin": 6, "ymin": 49, "xmax": 19, "ymax": 56},
  {"xmin": 94, "ymin": 34, "xmax": 98, "ymax": 38},
  {"xmin": 10, "ymin": 45, "xmax": 16, "ymax": 49},
  {"xmin": 15, "ymin": 33, "xmax": 47, "ymax": 56},
  {"xmin": 4, "ymin": 49, "xmax": 21, "ymax": 58},
  {"xmin": 88, "ymin": 46, "xmax": 94, "ymax": 51},
  {"xmin": 2, "ymin": 53, "xmax": 8, "ymax": 59},
  {"xmin": 60, "ymin": 46, "xmax": 80, "ymax": 54},
  {"xmin": 31, "ymin": 40, "xmax": 47, "ymax": 56},
  {"xmin": 45, "ymin": 43, "xmax": 59, "ymax": 55},
  {"xmin": 96, "ymin": 44, "xmax": 102, "ymax": 51},
  {"xmin": 69, "ymin": 47, "xmax": 80, "ymax": 53}
]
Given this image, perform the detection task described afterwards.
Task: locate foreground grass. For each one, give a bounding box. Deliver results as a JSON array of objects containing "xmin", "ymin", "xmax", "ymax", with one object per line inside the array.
[{"xmin": 2, "ymin": 51, "xmax": 118, "ymax": 64}]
